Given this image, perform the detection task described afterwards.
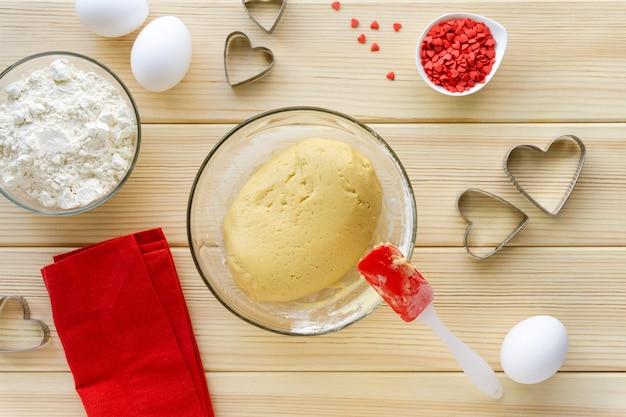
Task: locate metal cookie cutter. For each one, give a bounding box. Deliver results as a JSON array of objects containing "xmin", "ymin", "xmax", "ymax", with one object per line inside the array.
[
  {"xmin": 504, "ymin": 134, "xmax": 586, "ymax": 216},
  {"xmin": 456, "ymin": 188, "xmax": 529, "ymax": 260},
  {"xmin": 242, "ymin": 0, "xmax": 287, "ymax": 34},
  {"xmin": 224, "ymin": 31, "xmax": 275, "ymax": 87},
  {"xmin": 0, "ymin": 295, "xmax": 50, "ymax": 353}
]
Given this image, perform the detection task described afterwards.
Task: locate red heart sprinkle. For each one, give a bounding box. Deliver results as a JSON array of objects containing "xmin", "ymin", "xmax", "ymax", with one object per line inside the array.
[
  {"xmin": 370, "ymin": 21, "xmax": 379, "ymax": 30},
  {"xmin": 386, "ymin": 71, "xmax": 395, "ymax": 80},
  {"xmin": 351, "ymin": 18, "xmax": 359, "ymax": 28},
  {"xmin": 371, "ymin": 42, "xmax": 380, "ymax": 52},
  {"xmin": 393, "ymin": 23, "xmax": 402, "ymax": 32},
  {"xmin": 331, "ymin": 1, "xmax": 340, "ymax": 11},
  {"xmin": 357, "ymin": 34, "xmax": 366, "ymax": 43}
]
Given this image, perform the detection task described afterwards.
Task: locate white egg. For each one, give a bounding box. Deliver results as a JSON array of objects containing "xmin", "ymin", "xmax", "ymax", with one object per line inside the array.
[
  {"xmin": 130, "ymin": 16, "xmax": 193, "ymax": 92},
  {"xmin": 75, "ymin": 0, "xmax": 149, "ymax": 38},
  {"xmin": 500, "ymin": 315, "xmax": 568, "ymax": 384}
]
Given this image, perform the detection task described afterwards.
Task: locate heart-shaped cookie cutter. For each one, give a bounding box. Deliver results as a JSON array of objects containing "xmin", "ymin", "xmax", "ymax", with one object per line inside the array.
[
  {"xmin": 504, "ymin": 134, "xmax": 586, "ymax": 216},
  {"xmin": 242, "ymin": 0, "xmax": 287, "ymax": 33},
  {"xmin": 457, "ymin": 188, "xmax": 529, "ymax": 260},
  {"xmin": 0, "ymin": 295, "xmax": 50, "ymax": 353},
  {"xmin": 224, "ymin": 31, "xmax": 275, "ymax": 87}
]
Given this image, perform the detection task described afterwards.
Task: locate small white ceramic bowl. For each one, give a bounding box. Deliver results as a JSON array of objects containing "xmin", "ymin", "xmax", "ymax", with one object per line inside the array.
[{"xmin": 416, "ymin": 13, "xmax": 507, "ymax": 96}]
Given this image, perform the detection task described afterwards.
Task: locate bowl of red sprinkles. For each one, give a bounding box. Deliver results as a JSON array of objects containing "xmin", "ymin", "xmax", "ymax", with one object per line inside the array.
[{"xmin": 417, "ymin": 13, "xmax": 507, "ymax": 96}]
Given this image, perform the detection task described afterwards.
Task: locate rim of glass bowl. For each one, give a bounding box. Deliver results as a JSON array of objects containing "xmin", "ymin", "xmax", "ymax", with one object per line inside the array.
[
  {"xmin": 0, "ymin": 51, "xmax": 141, "ymax": 215},
  {"xmin": 187, "ymin": 106, "xmax": 417, "ymax": 335}
]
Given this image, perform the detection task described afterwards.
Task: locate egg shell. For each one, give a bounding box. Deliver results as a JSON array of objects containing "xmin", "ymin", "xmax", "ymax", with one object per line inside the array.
[
  {"xmin": 500, "ymin": 315, "xmax": 568, "ymax": 384},
  {"xmin": 75, "ymin": 0, "xmax": 149, "ymax": 38},
  {"xmin": 131, "ymin": 16, "xmax": 193, "ymax": 92}
]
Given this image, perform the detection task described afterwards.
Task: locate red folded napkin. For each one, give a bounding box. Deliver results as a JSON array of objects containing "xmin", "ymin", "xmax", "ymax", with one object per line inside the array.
[{"xmin": 41, "ymin": 228, "xmax": 214, "ymax": 417}]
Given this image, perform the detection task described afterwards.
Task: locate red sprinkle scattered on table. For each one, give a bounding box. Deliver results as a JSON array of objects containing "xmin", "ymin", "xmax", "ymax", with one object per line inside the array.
[
  {"xmin": 419, "ymin": 17, "xmax": 496, "ymax": 93},
  {"xmin": 329, "ymin": 7, "xmax": 405, "ymax": 80}
]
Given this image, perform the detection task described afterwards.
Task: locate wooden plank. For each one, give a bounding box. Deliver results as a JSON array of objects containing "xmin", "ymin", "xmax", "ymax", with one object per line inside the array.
[
  {"xmin": 1, "ymin": 1, "xmax": 625, "ymax": 123},
  {"xmin": 0, "ymin": 372, "xmax": 624, "ymax": 417},
  {"xmin": 1, "ymin": 247, "xmax": 625, "ymax": 372},
  {"xmin": 0, "ymin": 123, "xmax": 623, "ymax": 247}
]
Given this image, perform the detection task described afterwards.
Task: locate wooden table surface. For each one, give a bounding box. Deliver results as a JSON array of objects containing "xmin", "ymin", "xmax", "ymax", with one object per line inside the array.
[{"xmin": 1, "ymin": 1, "xmax": 626, "ymax": 415}]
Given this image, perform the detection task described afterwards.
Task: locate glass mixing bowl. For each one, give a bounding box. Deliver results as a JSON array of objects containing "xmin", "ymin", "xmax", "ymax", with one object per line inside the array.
[
  {"xmin": 187, "ymin": 107, "xmax": 416, "ymax": 335},
  {"xmin": 0, "ymin": 51, "xmax": 140, "ymax": 215}
]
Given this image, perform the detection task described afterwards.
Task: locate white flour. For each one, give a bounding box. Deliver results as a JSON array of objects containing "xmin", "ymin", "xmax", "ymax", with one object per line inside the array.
[{"xmin": 0, "ymin": 58, "xmax": 136, "ymax": 210}]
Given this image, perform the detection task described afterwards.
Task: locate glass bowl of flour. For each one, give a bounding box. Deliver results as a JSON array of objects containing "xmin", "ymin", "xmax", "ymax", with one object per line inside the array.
[{"xmin": 0, "ymin": 51, "xmax": 140, "ymax": 215}]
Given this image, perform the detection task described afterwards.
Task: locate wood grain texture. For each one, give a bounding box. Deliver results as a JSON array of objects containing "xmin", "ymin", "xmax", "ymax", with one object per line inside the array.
[
  {"xmin": 1, "ymin": 1, "xmax": 626, "ymax": 416},
  {"xmin": 1, "ymin": 373, "xmax": 625, "ymax": 417},
  {"xmin": 1, "ymin": 247, "xmax": 625, "ymax": 373},
  {"xmin": 1, "ymin": 1, "xmax": 626, "ymax": 123},
  {"xmin": 0, "ymin": 123, "xmax": 623, "ymax": 247}
]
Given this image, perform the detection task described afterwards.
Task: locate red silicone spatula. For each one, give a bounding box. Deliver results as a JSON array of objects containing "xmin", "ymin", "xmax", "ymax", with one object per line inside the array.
[{"xmin": 357, "ymin": 243, "xmax": 503, "ymax": 399}]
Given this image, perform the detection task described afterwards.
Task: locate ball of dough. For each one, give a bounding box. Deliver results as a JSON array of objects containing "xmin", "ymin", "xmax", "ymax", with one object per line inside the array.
[{"xmin": 223, "ymin": 138, "xmax": 383, "ymax": 302}]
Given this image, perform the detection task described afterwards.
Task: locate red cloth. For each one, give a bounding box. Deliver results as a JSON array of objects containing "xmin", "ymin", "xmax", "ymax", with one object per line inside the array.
[{"xmin": 41, "ymin": 228, "xmax": 214, "ymax": 417}]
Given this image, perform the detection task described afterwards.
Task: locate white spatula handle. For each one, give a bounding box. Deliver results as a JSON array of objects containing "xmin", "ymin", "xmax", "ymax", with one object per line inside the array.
[{"xmin": 417, "ymin": 302, "xmax": 503, "ymax": 399}]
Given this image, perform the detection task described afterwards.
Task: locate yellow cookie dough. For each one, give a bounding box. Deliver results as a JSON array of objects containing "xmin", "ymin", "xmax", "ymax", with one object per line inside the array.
[{"xmin": 223, "ymin": 137, "xmax": 383, "ymax": 302}]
